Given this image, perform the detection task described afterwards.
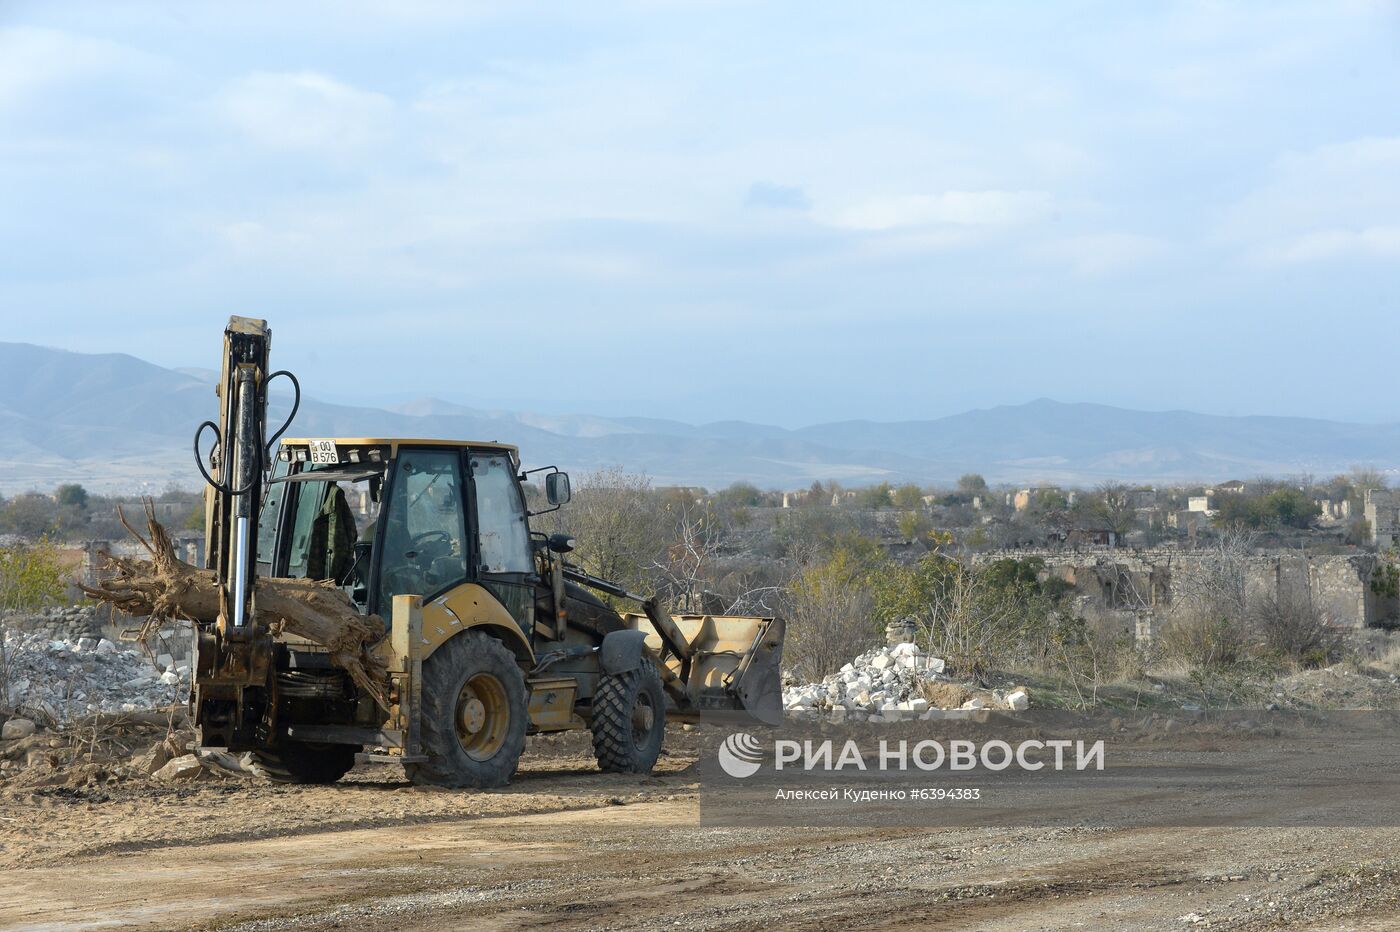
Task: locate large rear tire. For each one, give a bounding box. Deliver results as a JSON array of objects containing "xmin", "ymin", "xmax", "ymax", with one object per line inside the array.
[
  {"xmin": 591, "ymin": 662, "xmax": 666, "ymax": 774},
  {"xmin": 249, "ymin": 742, "xmax": 356, "ymax": 784},
  {"xmin": 406, "ymin": 631, "xmax": 528, "ymax": 789}
]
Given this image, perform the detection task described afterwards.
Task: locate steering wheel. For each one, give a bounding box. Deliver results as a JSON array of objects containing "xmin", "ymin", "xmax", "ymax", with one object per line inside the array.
[{"xmin": 407, "ymin": 530, "xmax": 453, "ymax": 562}]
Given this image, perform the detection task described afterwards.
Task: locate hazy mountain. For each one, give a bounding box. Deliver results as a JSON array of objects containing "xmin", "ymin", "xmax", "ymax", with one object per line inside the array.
[{"xmin": 1, "ymin": 342, "xmax": 1397, "ymax": 494}]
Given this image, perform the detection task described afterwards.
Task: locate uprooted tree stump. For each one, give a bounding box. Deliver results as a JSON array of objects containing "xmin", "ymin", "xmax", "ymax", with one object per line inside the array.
[{"xmin": 80, "ymin": 502, "xmax": 388, "ymax": 706}]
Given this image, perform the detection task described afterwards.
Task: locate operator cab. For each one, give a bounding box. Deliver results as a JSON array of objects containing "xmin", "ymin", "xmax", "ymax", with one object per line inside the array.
[{"xmin": 255, "ymin": 439, "xmax": 550, "ymax": 634}]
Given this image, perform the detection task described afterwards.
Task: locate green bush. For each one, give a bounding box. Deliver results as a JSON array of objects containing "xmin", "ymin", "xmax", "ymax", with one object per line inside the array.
[
  {"xmin": 0, "ymin": 538, "xmax": 68, "ymax": 612},
  {"xmin": 1214, "ymin": 489, "xmax": 1320, "ymax": 530}
]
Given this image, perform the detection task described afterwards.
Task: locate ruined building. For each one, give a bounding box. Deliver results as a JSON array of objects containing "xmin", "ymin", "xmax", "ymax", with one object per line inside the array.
[
  {"xmin": 973, "ymin": 547, "xmax": 1395, "ymax": 643},
  {"xmin": 1364, "ymin": 489, "xmax": 1396, "ymax": 548}
]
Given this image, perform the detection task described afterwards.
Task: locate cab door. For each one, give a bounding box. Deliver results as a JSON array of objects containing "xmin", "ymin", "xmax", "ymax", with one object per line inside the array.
[
  {"xmin": 467, "ymin": 450, "xmax": 535, "ymax": 633},
  {"xmin": 371, "ymin": 448, "xmax": 470, "ymax": 618}
]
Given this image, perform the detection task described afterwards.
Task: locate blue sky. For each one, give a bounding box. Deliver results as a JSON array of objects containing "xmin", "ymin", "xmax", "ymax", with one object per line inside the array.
[{"xmin": 1, "ymin": 1, "xmax": 1398, "ymax": 425}]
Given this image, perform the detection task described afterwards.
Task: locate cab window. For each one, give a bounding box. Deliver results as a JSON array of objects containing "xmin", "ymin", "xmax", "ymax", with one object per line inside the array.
[
  {"xmin": 375, "ymin": 449, "xmax": 469, "ymax": 616},
  {"xmin": 255, "ymin": 458, "xmax": 290, "ymax": 572},
  {"xmin": 469, "ymin": 452, "xmax": 532, "ymax": 575},
  {"xmin": 285, "ymin": 480, "xmax": 327, "ymax": 579}
]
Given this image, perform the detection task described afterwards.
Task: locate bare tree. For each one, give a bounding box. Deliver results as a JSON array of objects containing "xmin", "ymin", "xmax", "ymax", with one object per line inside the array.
[
  {"xmin": 912, "ymin": 566, "xmax": 1021, "ymax": 685},
  {"xmin": 550, "ymin": 467, "xmax": 668, "ymax": 593},
  {"xmin": 1172, "ymin": 528, "xmax": 1255, "ymax": 620},
  {"xmin": 1162, "ymin": 528, "xmax": 1255, "ymax": 668},
  {"xmin": 652, "ymin": 500, "xmax": 723, "ymax": 611},
  {"xmin": 1351, "ymin": 465, "xmax": 1387, "ymax": 493},
  {"xmin": 723, "ymin": 585, "xmax": 785, "ymax": 616},
  {"xmin": 1089, "ymin": 482, "xmax": 1138, "ymax": 536}
]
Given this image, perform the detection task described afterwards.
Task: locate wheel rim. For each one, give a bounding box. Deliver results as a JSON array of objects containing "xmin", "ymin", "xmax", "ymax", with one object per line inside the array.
[
  {"xmin": 455, "ymin": 672, "xmax": 510, "ymax": 761},
  {"xmin": 631, "ymin": 690, "xmax": 656, "ymax": 745}
]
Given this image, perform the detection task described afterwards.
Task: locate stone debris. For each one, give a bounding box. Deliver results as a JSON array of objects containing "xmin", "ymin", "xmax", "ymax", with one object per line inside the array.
[
  {"xmin": 783, "ymin": 642, "xmax": 1031, "ymax": 716},
  {"xmin": 130, "ymin": 735, "xmax": 181, "ymax": 775},
  {"xmin": 782, "ymin": 642, "xmax": 948, "ymax": 714},
  {"xmin": 149, "ymin": 748, "xmax": 247, "ymax": 782},
  {"xmin": 152, "ymin": 753, "xmax": 206, "ymax": 782},
  {"xmin": 2, "ymin": 625, "xmax": 191, "ymax": 723},
  {"xmin": 1, "ymin": 717, "xmax": 36, "ymax": 740},
  {"xmin": 196, "ymin": 746, "xmax": 253, "ymax": 776}
]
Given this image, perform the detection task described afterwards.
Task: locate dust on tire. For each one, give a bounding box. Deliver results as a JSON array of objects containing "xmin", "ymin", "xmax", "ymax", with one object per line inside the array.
[
  {"xmin": 406, "ymin": 630, "xmax": 528, "ymax": 789},
  {"xmin": 591, "ymin": 662, "xmax": 666, "ymax": 774}
]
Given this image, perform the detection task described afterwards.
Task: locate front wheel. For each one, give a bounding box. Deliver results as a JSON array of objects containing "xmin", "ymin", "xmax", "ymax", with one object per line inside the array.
[
  {"xmin": 406, "ymin": 631, "xmax": 528, "ymax": 789},
  {"xmin": 591, "ymin": 662, "xmax": 666, "ymax": 774}
]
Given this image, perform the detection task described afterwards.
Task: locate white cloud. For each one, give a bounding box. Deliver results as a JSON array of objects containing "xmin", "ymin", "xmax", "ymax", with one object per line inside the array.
[
  {"xmin": 818, "ymin": 190, "xmax": 1053, "ymax": 233},
  {"xmin": 1224, "ymin": 137, "xmax": 1400, "ymax": 265},
  {"xmin": 1266, "ymin": 227, "xmax": 1400, "ymax": 264},
  {"xmin": 1034, "ymin": 233, "xmax": 1167, "ymax": 276},
  {"xmin": 0, "ymin": 26, "xmax": 154, "ymax": 111},
  {"xmin": 220, "ymin": 72, "xmax": 393, "ymax": 151}
]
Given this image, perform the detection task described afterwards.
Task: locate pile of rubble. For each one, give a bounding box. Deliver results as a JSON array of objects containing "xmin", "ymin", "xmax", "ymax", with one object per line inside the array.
[
  {"xmin": 0, "ymin": 713, "xmax": 246, "ymax": 788},
  {"xmin": 783, "ymin": 642, "xmax": 946, "ymax": 714},
  {"xmin": 2, "ymin": 627, "xmax": 190, "ymax": 723},
  {"xmin": 782, "ymin": 641, "xmax": 1029, "ymax": 715}
]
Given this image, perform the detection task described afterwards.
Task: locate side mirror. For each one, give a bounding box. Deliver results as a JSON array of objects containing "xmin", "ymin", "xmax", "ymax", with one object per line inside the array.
[
  {"xmin": 546, "ymin": 471, "xmax": 572, "ymax": 506},
  {"xmin": 548, "ymin": 533, "xmax": 576, "ymax": 554}
]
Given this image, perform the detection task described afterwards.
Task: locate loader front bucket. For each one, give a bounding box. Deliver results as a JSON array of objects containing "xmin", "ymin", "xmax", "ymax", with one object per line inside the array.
[{"xmin": 624, "ymin": 612, "xmax": 786, "ymax": 725}]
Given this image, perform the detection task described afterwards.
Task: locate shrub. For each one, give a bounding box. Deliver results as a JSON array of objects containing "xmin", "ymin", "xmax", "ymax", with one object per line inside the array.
[
  {"xmin": 784, "ymin": 543, "xmax": 885, "ymax": 680},
  {"xmin": 0, "ymin": 538, "xmax": 68, "ymax": 612},
  {"xmin": 1249, "ymin": 592, "xmax": 1341, "ymax": 667},
  {"xmin": 872, "ymin": 554, "xmax": 1072, "ymax": 684},
  {"xmin": 1161, "ymin": 612, "xmax": 1249, "ymax": 670}
]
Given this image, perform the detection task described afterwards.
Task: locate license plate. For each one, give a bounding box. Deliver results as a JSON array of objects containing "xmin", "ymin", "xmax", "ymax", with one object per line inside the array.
[{"xmin": 308, "ymin": 440, "xmax": 339, "ymax": 464}]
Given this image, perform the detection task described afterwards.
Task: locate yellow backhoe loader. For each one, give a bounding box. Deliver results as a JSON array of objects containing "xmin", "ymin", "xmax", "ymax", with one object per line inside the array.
[{"xmin": 191, "ymin": 317, "xmax": 784, "ymax": 786}]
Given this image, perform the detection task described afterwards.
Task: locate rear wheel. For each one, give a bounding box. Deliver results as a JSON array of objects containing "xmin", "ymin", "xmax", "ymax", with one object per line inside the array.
[
  {"xmin": 591, "ymin": 662, "xmax": 666, "ymax": 774},
  {"xmin": 406, "ymin": 631, "xmax": 528, "ymax": 789},
  {"xmin": 249, "ymin": 742, "xmax": 356, "ymax": 784}
]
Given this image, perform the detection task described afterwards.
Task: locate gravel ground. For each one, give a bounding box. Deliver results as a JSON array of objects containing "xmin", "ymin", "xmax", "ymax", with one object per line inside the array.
[{"xmin": 4, "ymin": 727, "xmax": 1400, "ymax": 931}]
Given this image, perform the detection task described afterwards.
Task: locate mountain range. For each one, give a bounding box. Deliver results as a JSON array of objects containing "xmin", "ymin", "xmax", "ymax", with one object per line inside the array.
[{"xmin": 1, "ymin": 341, "xmax": 1397, "ymax": 494}]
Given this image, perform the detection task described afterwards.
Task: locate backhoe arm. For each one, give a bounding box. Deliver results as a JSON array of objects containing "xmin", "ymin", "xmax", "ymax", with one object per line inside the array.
[{"xmin": 200, "ymin": 317, "xmax": 273, "ymax": 639}]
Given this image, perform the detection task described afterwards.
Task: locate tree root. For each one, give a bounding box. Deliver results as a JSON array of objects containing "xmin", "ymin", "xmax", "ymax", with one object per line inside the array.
[{"xmin": 80, "ymin": 501, "xmax": 389, "ymax": 708}]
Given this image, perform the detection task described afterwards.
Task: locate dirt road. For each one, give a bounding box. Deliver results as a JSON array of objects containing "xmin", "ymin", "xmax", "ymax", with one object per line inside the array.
[{"xmin": 4, "ymin": 730, "xmax": 1400, "ymax": 931}]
